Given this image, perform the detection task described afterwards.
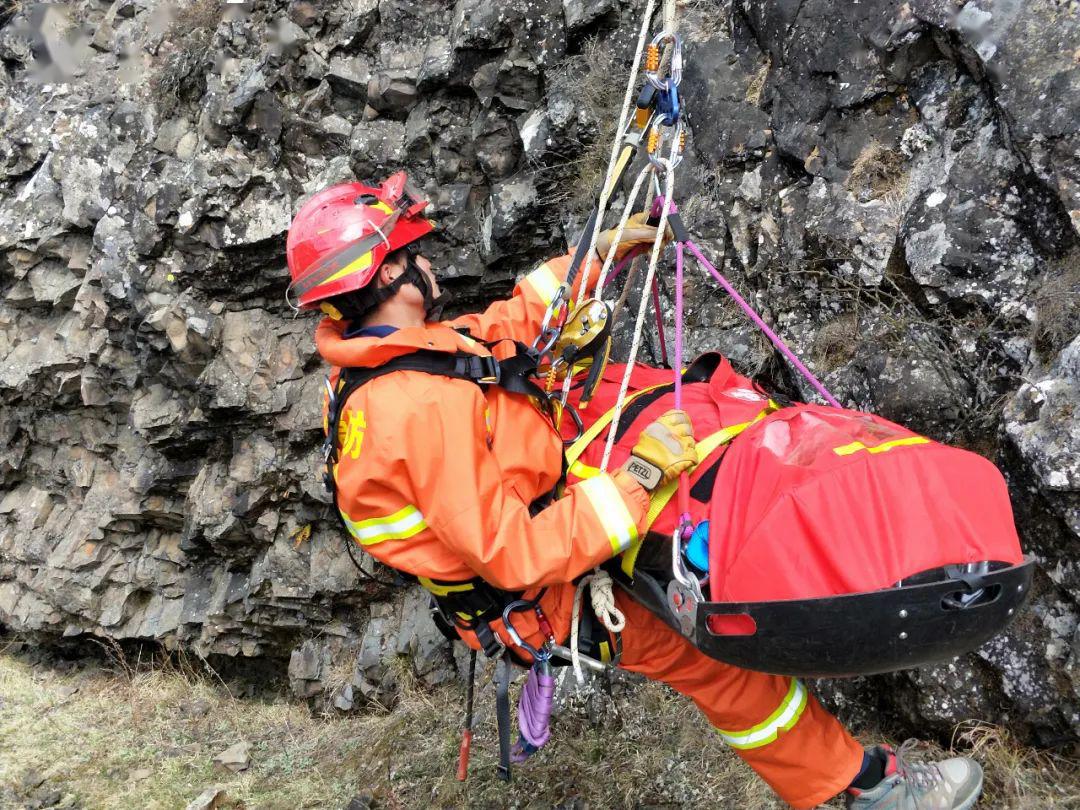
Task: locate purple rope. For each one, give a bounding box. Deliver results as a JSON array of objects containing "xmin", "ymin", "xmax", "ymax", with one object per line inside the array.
[
  {"xmin": 650, "ymin": 275, "xmax": 669, "ymax": 367},
  {"xmin": 683, "ymin": 239, "xmax": 842, "ymax": 409},
  {"xmin": 602, "ymin": 248, "xmax": 644, "ymax": 291}
]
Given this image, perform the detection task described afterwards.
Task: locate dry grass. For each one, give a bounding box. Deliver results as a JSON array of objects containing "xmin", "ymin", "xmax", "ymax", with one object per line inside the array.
[
  {"xmin": 846, "ymin": 142, "xmax": 909, "ymax": 203},
  {"xmin": 1031, "ymin": 247, "xmax": 1080, "ymax": 359},
  {"xmin": 2, "ymin": 643, "xmax": 1079, "ymax": 809},
  {"xmin": 812, "ymin": 312, "xmax": 860, "ymax": 372},
  {"xmin": 537, "ymin": 38, "xmax": 631, "ymax": 218},
  {"xmin": 744, "ymin": 58, "xmax": 772, "ymax": 107}
]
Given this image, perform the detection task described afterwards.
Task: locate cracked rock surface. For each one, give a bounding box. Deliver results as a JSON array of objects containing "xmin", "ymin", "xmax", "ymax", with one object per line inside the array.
[{"xmin": 0, "ymin": 0, "xmax": 1077, "ymax": 743}]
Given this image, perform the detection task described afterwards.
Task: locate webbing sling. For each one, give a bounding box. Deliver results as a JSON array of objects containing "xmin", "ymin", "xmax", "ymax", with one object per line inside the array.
[{"xmin": 619, "ymin": 408, "xmax": 774, "ymax": 576}]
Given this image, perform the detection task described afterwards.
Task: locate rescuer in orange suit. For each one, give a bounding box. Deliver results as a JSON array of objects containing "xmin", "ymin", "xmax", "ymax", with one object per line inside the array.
[{"xmin": 287, "ymin": 173, "xmax": 984, "ymax": 810}]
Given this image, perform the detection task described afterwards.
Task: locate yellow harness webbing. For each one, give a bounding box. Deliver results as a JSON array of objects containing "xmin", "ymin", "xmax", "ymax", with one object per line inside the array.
[
  {"xmin": 563, "ymin": 383, "xmax": 670, "ymax": 479},
  {"xmin": 562, "ymin": 384, "xmax": 778, "ymax": 576},
  {"xmin": 618, "ymin": 407, "xmax": 774, "ymax": 576}
]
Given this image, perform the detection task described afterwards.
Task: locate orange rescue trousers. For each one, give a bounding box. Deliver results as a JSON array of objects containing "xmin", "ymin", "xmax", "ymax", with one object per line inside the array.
[{"xmin": 613, "ymin": 593, "xmax": 865, "ymax": 809}]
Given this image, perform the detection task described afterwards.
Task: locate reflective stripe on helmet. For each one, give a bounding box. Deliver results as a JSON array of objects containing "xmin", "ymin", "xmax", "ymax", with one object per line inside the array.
[
  {"xmin": 291, "ymin": 223, "xmax": 395, "ymax": 297},
  {"xmin": 340, "ymin": 505, "xmax": 427, "ymax": 546},
  {"xmin": 716, "ymin": 679, "xmax": 808, "ymax": 750},
  {"xmin": 578, "ymin": 474, "xmax": 638, "ymax": 555}
]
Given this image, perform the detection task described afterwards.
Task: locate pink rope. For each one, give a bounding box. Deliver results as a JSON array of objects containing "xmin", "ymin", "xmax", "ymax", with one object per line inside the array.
[
  {"xmin": 673, "ymin": 241, "xmax": 685, "ymax": 409},
  {"xmin": 683, "ymin": 239, "xmax": 842, "ymax": 409},
  {"xmin": 673, "ymin": 238, "xmax": 693, "ymax": 533},
  {"xmin": 602, "ymin": 248, "xmax": 644, "ymax": 290}
]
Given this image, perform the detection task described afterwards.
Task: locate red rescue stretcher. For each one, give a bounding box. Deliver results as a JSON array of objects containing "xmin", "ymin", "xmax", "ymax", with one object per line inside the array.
[{"xmin": 561, "ymin": 354, "xmax": 1032, "ymax": 677}]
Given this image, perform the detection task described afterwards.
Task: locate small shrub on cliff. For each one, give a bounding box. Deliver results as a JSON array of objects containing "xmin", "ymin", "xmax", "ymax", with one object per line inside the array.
[
  {"xmin": 148, "ymin": 0, "xmax": 223, "ymax": 118},
  {"xmin": 539, "ymin": 38, "xmax": 629, "ymax": 217}
]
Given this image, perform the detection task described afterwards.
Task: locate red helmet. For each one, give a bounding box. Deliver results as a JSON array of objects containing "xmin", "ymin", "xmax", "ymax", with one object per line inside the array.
[{"xmin": 286, "ymin": 172, "xmax": 435, "ymax": 310}]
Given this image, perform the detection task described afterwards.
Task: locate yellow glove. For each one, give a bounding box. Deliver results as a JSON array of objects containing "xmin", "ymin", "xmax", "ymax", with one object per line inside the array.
[
  {"xmin": 621, "ymin": 409, "xmax": 697, "ymax": 491},
  {"xmin": 595, "ymin": 212, "xmax": 673, "ymax": 262}
]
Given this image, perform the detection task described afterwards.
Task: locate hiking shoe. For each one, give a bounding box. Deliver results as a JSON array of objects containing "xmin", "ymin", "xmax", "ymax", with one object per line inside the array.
[{"xmin": 846, "ymin": 741, "xmax": 984, "ymax": 810}]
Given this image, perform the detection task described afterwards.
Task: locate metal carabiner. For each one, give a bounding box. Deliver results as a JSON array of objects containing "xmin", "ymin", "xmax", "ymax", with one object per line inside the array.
[
  {"xmin": 645, "ymin": 31, "xmax": 684, "ymax": 91},
  {"xmin": 646, "ymin": 119, "xmax": 686, "ymax": 173},
  {"xmin": 532, "ymin": 284, "xmax": 569, "ymax": 351},
  {"xmin": 500, "ymin": 599, "xmax": 549, "ymax": 662},
  {"xmin": 671, "ymin": 525, "xmax": 705, "ymax": 604},
  {"xmin": 553, "ymin": 396, "xmax": 584, "ymax": 445}
]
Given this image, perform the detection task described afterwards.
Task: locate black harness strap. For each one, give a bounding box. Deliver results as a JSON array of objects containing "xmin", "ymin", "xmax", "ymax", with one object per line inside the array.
[{"xmin": 495, "ymin": 652, "xmax": 513, "ymax": 781}]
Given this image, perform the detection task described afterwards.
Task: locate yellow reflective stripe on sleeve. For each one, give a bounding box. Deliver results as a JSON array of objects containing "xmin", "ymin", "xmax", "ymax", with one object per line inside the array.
[
  {"xmin": 340, "ymin": 505, "xmax": 427, "ymax": 546},
  {"xmin": 579, "ymin": 475, "xmax": 639, "ymax": 555},
  {"xmin": 833, "ymin": 436, "xmax": 930, "ymax": 456},
  {"xmin": 522, "ymin": 263, "xmax": 563, "ymax": 307},
  {"xmin": 716, "ymin": 679, "xmax": 808, "ymax": 750}
]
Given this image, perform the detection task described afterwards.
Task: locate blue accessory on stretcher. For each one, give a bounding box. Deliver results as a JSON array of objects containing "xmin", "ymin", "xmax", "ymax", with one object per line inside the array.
[{"xmin": 684, "ymin": 520, "xmax": 709, "ymax": 574}]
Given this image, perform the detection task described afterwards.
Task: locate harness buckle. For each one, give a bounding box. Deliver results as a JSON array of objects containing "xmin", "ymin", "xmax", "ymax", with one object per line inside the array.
[
  {"xmin": 473, "ymin": 621, "xmax": 506, "ymax": 658},
  {"xmin": 468, "ymin": 355, "xmax": 501, "ymax": 385}
]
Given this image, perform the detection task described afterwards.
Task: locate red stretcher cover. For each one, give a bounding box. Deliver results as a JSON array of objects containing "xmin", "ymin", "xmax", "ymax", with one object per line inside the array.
[{"xmin": 563, "ymin": 355, "xmax": 1024, "ymax": 605}]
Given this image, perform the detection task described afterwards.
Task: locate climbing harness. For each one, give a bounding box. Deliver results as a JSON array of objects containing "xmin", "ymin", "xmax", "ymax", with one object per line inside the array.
[{"xmin": 321, "ymin": 339, "xmax": 617, "ymax": 781}]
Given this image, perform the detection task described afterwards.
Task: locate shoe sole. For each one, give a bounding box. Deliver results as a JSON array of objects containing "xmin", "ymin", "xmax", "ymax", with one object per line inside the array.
[{"xmin": 955, "ymin": 780, "xmax": 984, "ymax": 810}]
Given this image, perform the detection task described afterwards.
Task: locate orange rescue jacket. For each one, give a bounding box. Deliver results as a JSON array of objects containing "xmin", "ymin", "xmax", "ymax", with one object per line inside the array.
[{"xmin": 315, "ymin": 251, "xmax": 651, "ymax": 656}]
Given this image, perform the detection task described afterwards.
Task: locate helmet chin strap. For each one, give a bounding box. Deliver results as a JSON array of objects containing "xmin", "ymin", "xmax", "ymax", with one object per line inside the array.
[{"xmin": 402, "ymin": 254, "xmax": 450, "ymax": 320}]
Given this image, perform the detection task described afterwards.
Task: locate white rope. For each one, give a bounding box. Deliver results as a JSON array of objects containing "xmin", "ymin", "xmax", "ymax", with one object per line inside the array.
[
  {"xmin": 663, "ymin": 0, "xmax": 677, "ymax": 33},
  {"xmin": 570, "ymin": 569, "xmax": 626, "ymax": 684},
  {"xmin": 576, "ymin": 0, "xmax": 658, "ymax": 308},
  {"xmin": 599, "ymin": 134, "xmax": 680, "ymax": 472},
  {"xmin": 567, "ymin": 0, "xmax": 682, "ymax": 689}
]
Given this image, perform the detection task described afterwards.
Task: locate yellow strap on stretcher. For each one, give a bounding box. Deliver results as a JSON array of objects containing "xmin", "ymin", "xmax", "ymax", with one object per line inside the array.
[
  {"xmin": 618, "ymin": 407, "xmax": 775, "ymax": 576},
  {"xmin": 561, "ymin": 380, "xmax": 779, "ymax": 576},
  {"xmin": 563, "ymin": 383, "xmax": 671, "ymax": 479}
]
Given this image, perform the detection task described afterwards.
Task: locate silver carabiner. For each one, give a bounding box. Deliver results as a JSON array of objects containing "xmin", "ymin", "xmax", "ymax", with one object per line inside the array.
[
  {"xmin": 645, "ymin": 31, "xmax": 684, "ymax": 90},
  {"xmin": 671, "ymin": 525, "xmax": 705, "ymax": 604},
  {"xmin": 532, "ymin": 284, "xmax": 569, "ymax": 350}
]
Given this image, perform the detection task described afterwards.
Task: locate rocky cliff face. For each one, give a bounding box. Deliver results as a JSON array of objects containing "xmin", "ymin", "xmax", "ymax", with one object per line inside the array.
[{"xmin": 1, "ymin": 0, "xmax": 1077, "ymax": 744}]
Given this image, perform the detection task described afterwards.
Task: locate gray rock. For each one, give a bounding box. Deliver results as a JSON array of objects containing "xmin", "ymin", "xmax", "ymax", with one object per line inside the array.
[
  {"xmin": 0, "ymin": 0, "xmax": 1078, "ymax": 749},
  {"xmin": 1004, "ymin": 335, "xmax": 1080, "ymax": 547},
  {"xmin": 326, "ymin": 55, "xmax": 372, "ymax": 99},
  {"xmin": 563, "ymin": 0, "xmax": 616, "ymax": 33}
]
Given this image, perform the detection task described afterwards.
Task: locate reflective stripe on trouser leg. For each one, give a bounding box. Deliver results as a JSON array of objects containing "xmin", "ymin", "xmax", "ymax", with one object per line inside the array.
[
  {"xmin": 613, "ymin": 592, "xmax": 865, "ymax": 810},
  {"xmin": 716, "ymin": 678, "xmax": 808, "ymax": 750}
]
